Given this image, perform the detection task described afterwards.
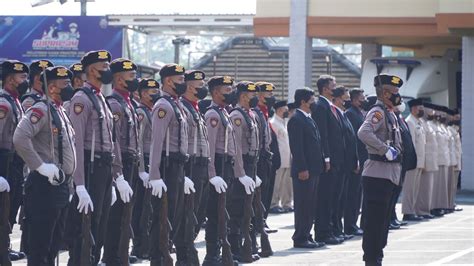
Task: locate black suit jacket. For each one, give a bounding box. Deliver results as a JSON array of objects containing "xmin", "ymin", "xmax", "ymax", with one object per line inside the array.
[
  {"xmin": 311, "ymin": 97, "xmax": 345, "ymax": 168},
  {"xmin": 340, "ymin": 112, "xmax": 359, "ymax": 173},
  {"xmin": 346, "ymin": 106, "xmax": 368, "ymax": 163},
  {"xmin": 288, "ymin": 110, "xmax": 324, "ymax": 179}
]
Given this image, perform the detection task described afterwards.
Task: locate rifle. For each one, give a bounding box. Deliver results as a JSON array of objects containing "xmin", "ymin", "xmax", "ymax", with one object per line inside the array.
[
  {"xmin": 118, "ymin": 155, "xmax": 137, "ymax": 265},
  {"xmin": 219, "ymin": 125, "xmax": 234, "ymax": 266},
  {"xmin": 253, "ymin": 186, "xmax": 273, "ymax": 257},
  {"xmin": 80, "ymin": 129, "xmax": 95, "ymax": 266},
  {"xmin": 158, "ymin": 128, "xmax": 173, "ymax": 266},
  {"xmin": 184, "ymin": 127, "xmax": 199, "ymax": 265},
  {"xmin": 138, "ymin": 184, "xmax": 152, "ymax": 258},
  {"xmin": 241, "ymin": 184, "xmax": 254, "ymax": 262}
]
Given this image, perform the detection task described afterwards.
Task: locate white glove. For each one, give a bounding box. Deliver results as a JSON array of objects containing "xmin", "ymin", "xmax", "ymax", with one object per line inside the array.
[
  {"xmin": 255, "ymin": 175, "xmax": 262, "ymax": 188},
  {"xmin": 139, "ymin": 171, "xmax": 150, "ymax": 188},
  {"xmin": 36, "ymin": 163, "xmax": 60, "ymax": 185},
  {"xmin": 115, "ymin": 175, "xmax": 133, "ymax": 203},
  {"xmin": 76, "ymin": 185, "xmax": 94, "ymax": 214},
  {"xmin": 184, "ymin": 176, "xmax": 196, "ymax": 195},
  {"xmin": 111, "ymin": 186, "xmax": 117, "ymax": 206},
  {"xmin": 149, "ymin": 179, "xmax": 167, "ymax": 198},
  {"xmin": 0, "ymin": 176, "xmax": 10, "ymax": 192},
  {"xmin": 209, "ymin": 176, "xmax": 227, "ymax": 194},
  {"xmin": 239, "ymin": 175, "xmax": 256, "ymax": 195},
  {"xmin": 385, "ymin": 147, "xmax": 399, "ymax": 161}
]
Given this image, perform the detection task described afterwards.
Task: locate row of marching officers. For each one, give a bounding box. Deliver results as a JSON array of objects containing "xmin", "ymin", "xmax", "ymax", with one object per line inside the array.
[{"xmin": 0, "ymin": 49, "xmax": 282, "ymax": 266}]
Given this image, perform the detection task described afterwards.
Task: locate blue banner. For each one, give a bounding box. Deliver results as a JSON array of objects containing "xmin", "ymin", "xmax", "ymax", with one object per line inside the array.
[{"xmin": 0, "ymin": 16, "xmax": 123, "ymax": 66}]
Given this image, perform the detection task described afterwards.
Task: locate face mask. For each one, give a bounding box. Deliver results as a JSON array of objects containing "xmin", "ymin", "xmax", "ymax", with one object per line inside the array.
[
  {"xmin": 98, "ymin": 69, "xmax": 113, "ymax": 84},
  {"xmin": 427, "ymin": 115, "xmax": 434, "ymax": 121},
  {"xmin": 173, "ymin": 82, "xmax": 187, "ymax": 96},
  {"xmin": 264, "ymin": 96, "xmax": 276, "ymax": 108},
  {"xmin": 343, "ymin": 100, "xmax": 351, "ymax": 110},
  {"xmin": 439, "ymin": 117, "xmax": 447, "ymax": 123},
  {"xmin": 195, "ymin": 86, "xmax": 208, "ymax": 100},
  {"xmin": 223, "ymin": 92, "xmax": 236, "ymax": 105},
  {"xmin": 125, "ymin": 78, "xmax": 139, "ymax": 92},
  {"xmin": 17, "ymin": 80, "xmax": 29, "ymax": 97},
  {"xmin": 249, "ymin": 95, "xmax": 259, "ymax": 108},
  {"xmin": 150, "ymin": 93, "xmax": 160, "ymax": 103},
  {"xmin": 282, "ymin": 111, "xmax": 289, "ymax": 118},
  {"xmin": 360, "ymin": 100, "xmax": 370, "ymax": 111},
  {"xmin": 417, "ymin": 110, "xmax": 425, "ymax": 118},
  {"xmin": 453, "ymin": 120, "xmax": 460, "ymax": 126},
  {"xmin": 388, "ymin": 92, "xmax": 401, "ymax": 106},
  {"xmin": 60, "ymin": 85, "xmax": 75, "ymax": 102}
]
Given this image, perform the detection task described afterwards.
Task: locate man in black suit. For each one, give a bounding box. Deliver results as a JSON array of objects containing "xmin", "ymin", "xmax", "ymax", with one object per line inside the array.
[
  {"xmin": 332, "ymin": 86, "xmax": 357, "ymax": 240},
  {"xmin": 312, "ymin": 75, "xmax": 345, "ymax": 245},
  {"xmin": 344, "ymin": 88, "xmax": 368, "ymax": 236},
  {"xmin": 288, "ymin": 88, "xmax": 325, "ymax": 249}
]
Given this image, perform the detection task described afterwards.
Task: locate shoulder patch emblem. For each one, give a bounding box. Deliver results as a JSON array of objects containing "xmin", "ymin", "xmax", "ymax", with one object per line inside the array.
[
  {"xmin": 30, "ymin": 113, "xmax": 41, "ymax": 124},
  {"xmin": 137, "ymin": 113, "xmax": 144, "ymax": 122},
  {"xmin": 210, "ymin": 117, "xmax": 218, "ymax": 128},
  {"xmin": 234, "ymin": 118, "xmax": 242, "ymax": 126},
  {"xmin": 113, "ymin": 112, "xmax": 121, "ymax": 122},
  {"xmin": 372, "ymin": 111, "xmax": 383, "ymax": 123},
  {"xmin": 158, "ymin": 108, "xmax": 166, "ymax": 119},
  {"xmin": 74, "ymin": 103, "xmax": 84, "ymax": 114},
  {"xmin": 0, "ymin": 105, "xmax": 8, "ymax": 119}
]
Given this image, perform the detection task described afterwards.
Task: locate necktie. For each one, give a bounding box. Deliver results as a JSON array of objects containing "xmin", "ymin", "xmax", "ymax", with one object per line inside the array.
[{"xmin": 331, "ymin": 105, "xmax": 340, "ymax": 121}]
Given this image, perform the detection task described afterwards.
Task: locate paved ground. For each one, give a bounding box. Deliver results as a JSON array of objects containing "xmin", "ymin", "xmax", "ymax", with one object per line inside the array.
[{"xmin": 10, "ymin": 193, "xmax": 474, "ymax": 265}]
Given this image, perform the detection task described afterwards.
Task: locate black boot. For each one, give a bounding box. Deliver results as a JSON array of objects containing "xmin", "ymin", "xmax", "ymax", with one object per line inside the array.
[{"xmin": 203, "ymin": 242, "xmax": 221, "ymax": 266}]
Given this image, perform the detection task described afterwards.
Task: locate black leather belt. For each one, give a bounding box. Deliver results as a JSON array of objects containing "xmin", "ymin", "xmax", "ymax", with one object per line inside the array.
[
  {"xmin": 189, "ymin": 156, "xmax": 210, "ymax": 166},
  {"xmin": 161, "ymin": 151, "xmax": 189, "ymax": 163},
  {"xmin": 215, "ymin": 153, "xmax": 234, "ymax": 164}
]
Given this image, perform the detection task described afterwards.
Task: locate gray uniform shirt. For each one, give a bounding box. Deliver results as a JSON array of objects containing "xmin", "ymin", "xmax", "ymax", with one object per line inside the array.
[
  {"xmin": 149, "ymin": 91, "xmax": 189, "ymax": 181},
  {"xmin": 107, "ymin": 91, "xmax": 139, "ymax": 178},
  {"xmin": 68, "ymin": 82, "xmax": 114, "ymax": 186},
  {"xmin": 136, "ymin": 103, "xmax": 152, "ymax": 173},
  {"xmin": 181, "ymin": 97, "xmax": 210, "ymax": 158},
  {"xmin": 358, "ymin": 100, "xmax": 402, "ymax": 185},
  {"xmin": 14, "ymin": 101, "xmax": 76, "ymax": 175},
  {"xmin": 230, "ymin": 105, "xmax": 259, "ymax": 177},
  {"xmin": 0, "ymin": 89, "xmax": 24, "ymax": 150},
  {"xmin": 205, "ymin": 101, "xmax": 240, "ymax": 178}
]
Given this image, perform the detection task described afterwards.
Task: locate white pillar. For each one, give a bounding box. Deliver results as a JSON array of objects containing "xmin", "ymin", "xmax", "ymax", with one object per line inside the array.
[
  {"xmin": 461, "ymin": 36, "xmax": 474, "ymax": 191},
  {"xmin": 288, "ymin": 0, "xmax": 312, "ymax": 102}
]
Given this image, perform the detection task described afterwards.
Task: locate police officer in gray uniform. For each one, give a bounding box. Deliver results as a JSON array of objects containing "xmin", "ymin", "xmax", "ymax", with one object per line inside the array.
[
  {"xmin": 67, "ymin": 50, "xmax": 116, "ymax": 265},
  {"xmin": 131, "ymin": 78, "xmax": 160, "ymax": 259},
  {"xmin": 174, "ymin": 70, "xmax": 210, "ymax": 265},
  {"xmin": 358, "ymin": 74, "xmax": 403, "ymax": 266},
  {"xmin": 0, "ymin": 60, "xmax": 29, "ymax": 264},
  {"xmin": 13, "ymin": 66, "xmax": 76, "ymax": 265},
  {"xmin": 148, "ymin": 63, "xmax": 189, "ymax": 266},
  {"xmin": 103, "ymin": 58, "xmax": 137, "ymax": 264}
]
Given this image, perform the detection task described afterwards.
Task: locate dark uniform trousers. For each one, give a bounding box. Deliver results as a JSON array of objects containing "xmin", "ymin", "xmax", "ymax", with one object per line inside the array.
[
  {"xmin": 191, "ymin": 159, "xmax": 210, "ymax": 236},
  {"xmin": 331, "ymin": 167, "xmax": 347, "ymax": 236},
  {"xmin": 257, "ymin": 151, "xmax": 272, "ymax": 219},
  {"xmin": 131, "ymin": 154, "xmax": 151, "ymax": 256},
  {"xmin": 204, "ymin": 154, "xmax": 234, "ymax": 258},
  {"xmin": 149, "ymin": 155, "xmax": 185, "ymax": 264},
  {"xmin": 103, "ymin": 152, "xmax": 139, "ymax": 264},
  {"xmin": 174, "ymin": 157, "xmax": 209, "ymax": 261},
  {"xmin": 361, "ymin": 176, "xmax": 396, "ymax": 263},
  {"xmin": 343, "ymin": 167, "xmax": 363, "ymax": 233},
  {"xmin": 390, "ymin": 170, "xmax": 405, "ymax": 222},
  {"xmin": 292, "ymin": 175, "xmax": 318, "ymax": 243},
  {"xmin": 66, "ymin": 151, "xmax": 113, "ymax": 266},
  {"xmin": 315, "ymin": 167, "xmax": 340, "ymax": 240},
  {"xmin": 24, "ymin": 171, "xmax": 69, "ymax": 266},
  {"xmin": 0, "ymin": 150, "xmax": 24, "ymax": 263},
  {"xmin": 228, "ymin": 155, "xmax": 256, "ymax": 256}
]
